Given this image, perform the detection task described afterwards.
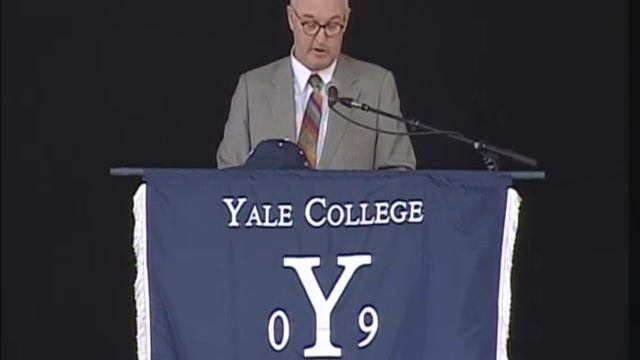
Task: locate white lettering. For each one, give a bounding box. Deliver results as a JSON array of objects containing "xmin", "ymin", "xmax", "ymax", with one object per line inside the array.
[
  {"xmin": 244, "ymin": 205, "xmax": 264, "ymax": 227},
  {"xmin": 358, "ymin": 306, "xmax": 379, "ymax": 348},
  {"xmin": 390, "ymin": 201, "xmax": 408, "ymax": 224},
  {"xmin": 305, "ymin": 197, "xmax": 327, "ymax": 228},
  {"xmin": 327, "ymin": 204, "xmax": 345, "ymax": 227},
  {"xmin": 262, "ymin": 204, "xmax": 279, "ymax": 227},
  {"xmin": 374, "ymin": 202, "xmax": 390, "ymax": 225},
  {"xmin": 359, "ymin": 203, "xmax": 375, "ymax": 226},
  {"xmin": 221, "ymin": 197, "xmax": 247, "ymax": 227},
  {"xmin": 279, "ymin": 204, "xmax": 293, "ymax": 227},
  {"xmin": 283, "ymin": 254, "xmax": 372, "ymax": 357},
  {"xmin": 268, "ymin": 310, "xmax": 290, "ymax": 351},
  {"xmin": 343, "ymin": 203, "xmax": 360, "ymax": 226},
  {"xmin": 223, "ymin": 196, "xmax": 425, "ymax": 229},
  {"xmin": 408, "ymin": 200, "xmax": 424, "ymax": 223}
]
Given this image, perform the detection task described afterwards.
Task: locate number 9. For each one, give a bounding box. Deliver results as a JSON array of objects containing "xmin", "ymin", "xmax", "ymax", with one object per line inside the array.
[{"xmin": 358, "ymin": 306, "xmax": 379, "ymax": 348}]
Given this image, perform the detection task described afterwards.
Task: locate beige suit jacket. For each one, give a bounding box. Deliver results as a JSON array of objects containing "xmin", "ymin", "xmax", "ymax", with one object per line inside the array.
[{"xmin": 216, "ymin": 54, "xmax": 416, "ymax": 170}]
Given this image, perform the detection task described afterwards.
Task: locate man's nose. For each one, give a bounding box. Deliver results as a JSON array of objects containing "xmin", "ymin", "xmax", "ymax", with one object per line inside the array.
[{"xmin": 314, "ymin": 29, "xmax": 328, "ymax": 43}]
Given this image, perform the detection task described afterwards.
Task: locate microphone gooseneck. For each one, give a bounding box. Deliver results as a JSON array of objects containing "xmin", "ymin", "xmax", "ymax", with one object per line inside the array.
[{"xmin": 327, "ymin": 84, "xmax": 538, "ymax": 169}]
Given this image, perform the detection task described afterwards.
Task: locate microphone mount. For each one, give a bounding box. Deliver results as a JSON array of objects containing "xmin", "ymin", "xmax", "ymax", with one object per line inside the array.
[{"xmin": 328, "ymin": 89, "xmax": 538, "ymax": 170}]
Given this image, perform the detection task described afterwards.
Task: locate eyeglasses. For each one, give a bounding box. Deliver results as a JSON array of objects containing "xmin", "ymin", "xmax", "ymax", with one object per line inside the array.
[{"xmin": 290, "ymin": 7, "xmax": 346, "ymax": 38}]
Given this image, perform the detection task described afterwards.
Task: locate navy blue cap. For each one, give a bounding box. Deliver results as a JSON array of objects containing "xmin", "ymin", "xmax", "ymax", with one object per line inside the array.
[{"xmin": 240, "ymin": 139, "xmax": 311, "ymax": 170}]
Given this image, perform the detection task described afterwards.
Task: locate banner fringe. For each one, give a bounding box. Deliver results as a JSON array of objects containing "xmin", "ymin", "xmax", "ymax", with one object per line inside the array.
[
  {"xmin": 133, "ymin": 184, "xmax": 151, "ymax": 360},
  {"xmin": 496, "ymin": 188, "xmax": 521, "ymax": 360}
]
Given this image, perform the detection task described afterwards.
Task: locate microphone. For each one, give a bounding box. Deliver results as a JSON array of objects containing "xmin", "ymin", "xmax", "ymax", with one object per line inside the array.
[
  {"xmin": 338, "ymin": 98, "xmax": 367, "ymax": 110},
  {"xmin": 326, "ymin": 83, "xmax": 366, "ymax": 110},
  {"xmin": 326, "ymin": 82, "xmax": 339, "ymax": 107}
]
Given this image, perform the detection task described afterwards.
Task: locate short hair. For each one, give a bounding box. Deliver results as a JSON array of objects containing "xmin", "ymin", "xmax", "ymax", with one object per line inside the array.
[{"xmin": 290, "ymin": 0, "xmax": 350, "ymax": 9}]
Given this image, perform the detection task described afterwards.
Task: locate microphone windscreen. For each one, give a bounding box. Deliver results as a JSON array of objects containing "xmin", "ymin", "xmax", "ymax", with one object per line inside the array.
[{"xmin": 325, "ymin": 82, "xmax": 339, "ymax": 107}]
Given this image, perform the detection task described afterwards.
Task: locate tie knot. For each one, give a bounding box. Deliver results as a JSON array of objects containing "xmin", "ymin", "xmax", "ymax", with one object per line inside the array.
[{"xmin": 308, "ymin": 74, "xmax": 324, "ymax": 91}]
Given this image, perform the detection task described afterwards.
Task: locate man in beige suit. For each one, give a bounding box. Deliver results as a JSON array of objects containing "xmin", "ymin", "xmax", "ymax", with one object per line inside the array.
[{"xmin": 216, "ymin": 0, "xmax": 416, "ymax": 170}]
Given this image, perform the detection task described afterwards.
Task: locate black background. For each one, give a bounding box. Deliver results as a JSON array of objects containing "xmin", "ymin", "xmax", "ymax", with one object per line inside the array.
[{"xmin": 2, "ymin": 0, "xmax": 628, "ymax": 359}]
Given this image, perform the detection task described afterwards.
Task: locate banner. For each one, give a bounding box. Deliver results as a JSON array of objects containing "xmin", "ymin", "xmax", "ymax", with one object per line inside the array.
[{"xmin": 132, "ymin": 170, "xmax": 520, "ymax": 359}]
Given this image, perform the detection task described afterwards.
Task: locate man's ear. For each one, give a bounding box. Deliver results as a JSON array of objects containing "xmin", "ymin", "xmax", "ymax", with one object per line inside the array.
[
  {"xmin": 286, "ymin": 6, "xmax": 295, "ymax": 32},
  {"xmin": 343, "ymin": 8, "xmax": 351, "ymax": 31}
]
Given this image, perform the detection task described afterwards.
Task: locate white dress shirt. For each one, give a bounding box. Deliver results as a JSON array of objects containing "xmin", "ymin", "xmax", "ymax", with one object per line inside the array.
[{"xmin": 290, "ymin": 54, "xmax": 337, "ymax": 164}]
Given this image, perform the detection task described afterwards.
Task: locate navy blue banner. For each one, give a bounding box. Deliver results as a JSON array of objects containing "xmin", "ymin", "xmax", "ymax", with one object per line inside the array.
[{"xmin": 132, "ymin": 170, "xmax": 520, "ymax": 360}]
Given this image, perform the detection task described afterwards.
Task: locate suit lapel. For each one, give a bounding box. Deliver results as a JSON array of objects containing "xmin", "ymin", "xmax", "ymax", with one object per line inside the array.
[
  {"xmin": 266, "ymin": 59, "xmax": 297, "ymax": 142},
  {"xmin": 319, "ymin": 55, "xmax": 360, "ymax": 169}
]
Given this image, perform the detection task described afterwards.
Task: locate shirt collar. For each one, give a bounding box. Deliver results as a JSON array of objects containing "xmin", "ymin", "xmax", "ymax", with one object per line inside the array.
[{"xmin": 290, "ymin": 48, "xmax": 337, "ymax": 91}]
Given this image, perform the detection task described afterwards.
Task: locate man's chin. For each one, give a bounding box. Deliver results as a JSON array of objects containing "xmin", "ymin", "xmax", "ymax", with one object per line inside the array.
[{"xmin": 307, "ymin": 55, "xmax": 335, "ymax": 71}]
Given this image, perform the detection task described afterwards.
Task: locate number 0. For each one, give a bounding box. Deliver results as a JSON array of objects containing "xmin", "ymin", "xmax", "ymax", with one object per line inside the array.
[{"xmin": 268, "ymin": 309, "xmax": 290, "ymax": 351}]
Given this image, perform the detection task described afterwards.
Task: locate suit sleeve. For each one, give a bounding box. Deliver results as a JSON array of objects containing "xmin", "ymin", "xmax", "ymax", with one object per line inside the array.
[
  {"xmin": 216, "ymin": 74, "xmax": 250, "ymax": 169},
  {"xmin": 374, "ymin": 71, "xmax": 417, "ymax": 170}
]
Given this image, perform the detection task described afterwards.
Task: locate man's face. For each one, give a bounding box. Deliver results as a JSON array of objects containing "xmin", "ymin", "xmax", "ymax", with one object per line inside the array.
[{"xmin": 288, "ymin": 0, "xmax": 350, "ymax": 71}]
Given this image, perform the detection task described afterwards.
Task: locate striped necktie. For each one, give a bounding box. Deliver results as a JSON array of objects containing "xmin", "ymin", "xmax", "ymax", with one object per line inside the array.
[{"xmin": 298, "ymin": 74, "xmax": 324, "ymax": 168}]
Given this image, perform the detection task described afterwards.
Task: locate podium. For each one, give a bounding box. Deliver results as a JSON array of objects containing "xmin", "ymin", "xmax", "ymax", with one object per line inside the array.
[{"xmin": 114, "ymin": 168, "xmax": 542, "ymax": 360}]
